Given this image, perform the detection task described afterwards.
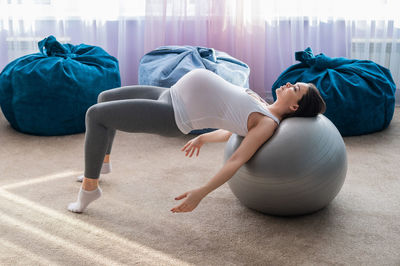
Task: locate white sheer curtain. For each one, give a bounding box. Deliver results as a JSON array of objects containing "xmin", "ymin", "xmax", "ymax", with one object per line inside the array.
[{"xmin": 0, "ymin": 0, "xmax": 399, "ymax": 104}]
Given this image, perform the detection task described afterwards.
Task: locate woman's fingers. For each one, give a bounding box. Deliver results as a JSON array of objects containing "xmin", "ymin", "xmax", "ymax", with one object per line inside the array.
[
  {"xmin": 187, "ymin": 147, "xmax": 199, "ymax": 157},
  {"xmin": 181, "ymin": 139, "xmax": 201, "ymax": 158},
  {"xmin": 171, "ymin": 203, "xmax": 188, "ymax": 213},
  {"xmin": 189, "ymin": 148, "xmax": 195, "ymax": 157},
  {"xmin": 172, "ymin": 192, "xmax": 189, "ymax": 212},
  {"xmin": 181, "ymin": 141, "xmax": 191, "ymax": 151},
  {"xmin": 175, "ymin": 192, "xmax": 188, "ymax": 200},
  {"xmin": 183, "ymin": 146, "xmax": 192, "ymax": 155},
  {"xmin": 171, "ymin": 188, "xmax": 203, "ymax": 213},
  {"xmin": 185, "ymin": 146, "xmax": 198, "ymax": 157},
  {"xmin": 178, "ymin": 203, "xmax": 187, "ymax": 211}
]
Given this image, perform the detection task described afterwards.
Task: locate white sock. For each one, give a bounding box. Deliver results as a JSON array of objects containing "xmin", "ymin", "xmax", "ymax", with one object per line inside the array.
[
  {"xmin": 77, "ymin": 162, "xmax": 111, "ymax": 182},
  {"xmin": 67, "ymin": 187, "xmax": 102, "ymax": 213}
]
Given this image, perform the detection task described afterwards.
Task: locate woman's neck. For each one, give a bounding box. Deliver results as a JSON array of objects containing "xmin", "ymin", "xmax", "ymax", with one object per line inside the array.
[
  {"xmin": 246, "ymin": 89, "xmax": 287, "ymax": 121},
  {"xmin": 265, "ymin": 101, "xmax": 287, "ymax": 121}
]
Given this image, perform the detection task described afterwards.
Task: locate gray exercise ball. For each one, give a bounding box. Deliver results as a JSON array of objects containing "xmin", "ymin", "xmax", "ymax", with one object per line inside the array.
[{"xmin": 224, "ymin": 114, "xmax": 347, "ymax": 216}]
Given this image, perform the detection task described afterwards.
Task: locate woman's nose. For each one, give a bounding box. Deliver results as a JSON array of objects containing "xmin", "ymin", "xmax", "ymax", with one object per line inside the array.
[{"xmin": 285, "ymin": 82, "xmax": 291, "ymax": 87}]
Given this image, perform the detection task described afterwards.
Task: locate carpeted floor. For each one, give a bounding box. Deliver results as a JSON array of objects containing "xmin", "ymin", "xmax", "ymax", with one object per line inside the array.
[{"xmin": 0, "ymin": 107, "xmax": 399, "ymax": 266}]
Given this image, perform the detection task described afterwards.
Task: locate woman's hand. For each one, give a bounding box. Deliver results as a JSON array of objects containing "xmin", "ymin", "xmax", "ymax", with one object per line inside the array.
[
  {"xmin": 181, "ymin": 136, "xmax": 204, "ymax": 157},
  {"xmin": 171, "ymin": 188, "xmax": 207, "ymax": 213}
]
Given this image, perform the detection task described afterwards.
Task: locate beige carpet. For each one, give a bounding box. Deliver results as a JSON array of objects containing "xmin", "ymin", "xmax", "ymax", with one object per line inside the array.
[{"xmin": 0, "ymin": 107, "xmax": 399, "ymax": 266}]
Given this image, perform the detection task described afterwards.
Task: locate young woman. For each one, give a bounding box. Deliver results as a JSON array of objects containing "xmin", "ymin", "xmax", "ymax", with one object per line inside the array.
[{"xmin": 67, "ymin": 69, "xmax": 326, "ymax": 214}]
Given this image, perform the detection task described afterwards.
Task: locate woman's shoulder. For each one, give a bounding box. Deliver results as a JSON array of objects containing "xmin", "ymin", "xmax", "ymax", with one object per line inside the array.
[
  {"xmin": 246, "ymin": 116, "xmax": 279, "ymax": 141},
  {"xmin": 260, "ymin": 116, "xmax": 279, "ymax": 127},
  {"xmin": 248, "ymin": 114, "xmax": 278, "ymax": 132}
]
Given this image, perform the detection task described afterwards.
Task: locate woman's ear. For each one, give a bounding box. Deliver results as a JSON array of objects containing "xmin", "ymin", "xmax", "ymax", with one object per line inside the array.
[{"xmin": 289, "ymin": 104, "xmax": 299, "ymax": 112}]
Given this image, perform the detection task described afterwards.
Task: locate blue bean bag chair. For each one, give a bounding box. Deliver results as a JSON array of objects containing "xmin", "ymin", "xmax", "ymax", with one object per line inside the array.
[
  {"xmin": 139, "ymin": 45, "xmax": 250, "ymax": 134},
  {"xmin": 272, "ymin": 47, "xmax": 396, "ymax": 136},
  {"xmin": 139, "ymin": 45, "xmax": 250, "ymax": 88},
  {"xmin": 0, "ymin": 35, "xmax": 121, "ymax": 136}
]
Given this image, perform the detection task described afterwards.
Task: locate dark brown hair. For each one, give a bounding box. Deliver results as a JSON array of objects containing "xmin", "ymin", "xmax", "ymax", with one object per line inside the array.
[{"xmin": 282, "ymin": 83, "xmax": 326, "ymax": 120}]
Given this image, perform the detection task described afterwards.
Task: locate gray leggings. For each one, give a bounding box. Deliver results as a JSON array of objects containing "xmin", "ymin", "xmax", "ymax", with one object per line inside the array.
[{"xmin": 84, "ymin": 85, "xmax": 184, "ymax": 179}]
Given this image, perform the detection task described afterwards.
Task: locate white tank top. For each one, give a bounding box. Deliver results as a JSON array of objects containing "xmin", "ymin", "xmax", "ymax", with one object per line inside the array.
[{"xmin": 170, "ymin": 69, "xmax": 280, "ymax": 137}]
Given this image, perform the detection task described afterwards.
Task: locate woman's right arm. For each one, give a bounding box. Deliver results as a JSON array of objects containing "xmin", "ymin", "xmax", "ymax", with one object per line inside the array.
[
  {"xmin": 181, "ymin": 129, "xmax": 232, "ymax": 157},
  {"xmin": 200, "ymin": 129, "xmax": 232, "ymax": 143}
]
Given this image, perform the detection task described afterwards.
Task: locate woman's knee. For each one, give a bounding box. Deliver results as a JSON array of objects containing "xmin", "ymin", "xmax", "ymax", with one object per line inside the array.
[
  {"xmin": 97, "ymin": 90, "xmax": 112, "ymax": 103},
  {"xmin": 86, "ymin": 104, "xmax": 102, "ymax": 122}
]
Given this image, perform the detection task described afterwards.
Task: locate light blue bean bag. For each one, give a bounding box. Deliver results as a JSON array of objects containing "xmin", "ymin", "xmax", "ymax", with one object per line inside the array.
[
  {"xmin": 139, "ymin": 46, "xmax": 250, "ymax": 88},
  {"xmin": 0, "ymin": 36, "xmax": 121, "ymax": 136}
]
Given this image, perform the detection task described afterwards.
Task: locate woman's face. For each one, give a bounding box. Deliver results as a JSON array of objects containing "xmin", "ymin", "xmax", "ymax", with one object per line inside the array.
[{"xmin": 276, "ymin": 82, "xmax": 308, "ymax": 112}]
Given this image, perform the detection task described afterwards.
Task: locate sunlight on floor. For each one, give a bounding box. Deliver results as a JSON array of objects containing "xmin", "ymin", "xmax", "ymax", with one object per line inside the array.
[
  {"xmin": 0, "ymin": 210, "xmax": 121, "ymax": 265},
  {"xmin": 0, "ymin": 172, "xmax": 193, "ymax": 265},
  {"xmin": 0, "ymin": 239, "xmax": 56, "ymax": 265},
  {"xmin": 0, "ymin": 171, "xmax": 81, "ymax": 190}
]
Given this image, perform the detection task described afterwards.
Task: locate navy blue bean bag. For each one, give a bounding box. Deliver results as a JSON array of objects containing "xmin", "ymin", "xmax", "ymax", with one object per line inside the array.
[
  {"xmin": 272, "ymin": 47, "xmax": 396, "ymax": 136},
  {"xmin": 0, "ymin": 36, "xmax": 121, "ymax": 136}
]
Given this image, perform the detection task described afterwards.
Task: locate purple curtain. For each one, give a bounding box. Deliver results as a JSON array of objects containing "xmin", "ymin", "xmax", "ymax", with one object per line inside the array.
[{"xmin": 1, "ymin": 0, "xmax": 398, "ymax": 103}]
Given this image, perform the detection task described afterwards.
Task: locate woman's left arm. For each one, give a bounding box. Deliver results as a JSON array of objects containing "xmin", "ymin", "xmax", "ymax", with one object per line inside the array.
[{"xmin": 171, "ymin": 119, "xmax": 278, "ymax": 213}]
